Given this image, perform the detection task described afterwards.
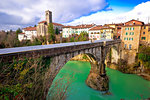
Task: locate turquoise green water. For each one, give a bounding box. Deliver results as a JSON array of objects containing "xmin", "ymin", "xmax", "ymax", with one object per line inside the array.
[{"xmin": 47, "ymin": 61, "xmax": 150, "ymax": 100}]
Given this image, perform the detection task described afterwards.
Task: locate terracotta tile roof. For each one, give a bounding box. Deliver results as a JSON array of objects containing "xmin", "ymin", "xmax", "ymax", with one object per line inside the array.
[
  {"xmin": 73, "ymin": 24, "xmax": 95, "ymax": 29},
  {"xmin": 63, "ymin": 26, "xmax": 75, "ymax": 28},
  {"xmin": 89, "ymin": 25, "xmax": 114, "ymax": 31},
  {"xmin": 105, "ymin": 23, "xmax": 124, "ymax": 26},
  {"xmin": 52, "ymin": 22, "xmax": 64, "ymax": 26},
  {"xmin": 89, "ymin": 25, "xmax": 103, "ymax": 31},
  {"xmin": 18, "ymin": 33, "xmax": 25, "ymax": 34},
  {"xmin": 125, "ymin": 19, "xmax": 144, "ymax": 24},
  {"xmin": 38, "ymin": 21, "xmax": 47, "ymax": 24},
  {"xmin": 122, "ymin": 25, "xmax": 143, "ymax": 27},
  {"xmin": 23, "ymin": 27, "xmax": 36, "ymax": 31},
  {"xmin": 145, "ymin": 24, "xmax": 150, "ymax": 26},
  {"xmin": 101, "ymin": 26, "xmax": 114, "ymax": 29}
]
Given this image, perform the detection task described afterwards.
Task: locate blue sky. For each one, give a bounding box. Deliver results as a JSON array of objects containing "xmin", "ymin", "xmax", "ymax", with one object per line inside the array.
[
  {"xmin": 109, "ymin": 0, "xmax": 149, "ymax": 9},
  {"xmin": 0, "ymin": 0, "xmax": 150, "ymax": 30}
]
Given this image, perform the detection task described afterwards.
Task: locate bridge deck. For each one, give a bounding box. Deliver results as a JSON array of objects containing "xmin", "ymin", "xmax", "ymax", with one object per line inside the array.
[{"xmin": 0, "ymin": 39, "xmax": 113, "ymax": 55}]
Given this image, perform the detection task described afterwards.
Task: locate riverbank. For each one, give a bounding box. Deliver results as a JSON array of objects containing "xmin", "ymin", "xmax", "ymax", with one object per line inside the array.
[
  {"xmin": 108, "ymin": 63, "xmax": 150, "ymax": 81},
  {"xmin": 71, "ymin": 54, "xmax": 90, "ymax": 62},
  {"xmin": 47, "ymin": 61, "xmax": 150, "ymax": 100},
  {"xmin": 71, "ymin": 54, "xmax": 150, "ymax": 81}
]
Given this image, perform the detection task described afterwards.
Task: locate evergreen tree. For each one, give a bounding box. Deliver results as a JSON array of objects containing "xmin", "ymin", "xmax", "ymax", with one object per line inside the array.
[
  {"xmin": 10, "ymin": 29, "xmax": 13, "ymax": 33},
  {"xmin": 55, "ymin": 27, "xmax": 59, "ymax": 35},
  {"xmin": 48, "ymin": 23, "xmax": 55, "ymax": 43},
  {"xmin": 16, "ymin": 28, "xmax": 22, "ymax": 34}
]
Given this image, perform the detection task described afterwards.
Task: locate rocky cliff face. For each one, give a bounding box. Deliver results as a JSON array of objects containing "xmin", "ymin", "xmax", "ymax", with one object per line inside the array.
[
  {"xmin": 106, "ymin": 49, "xmax": 150, "ymax": 81},
  {"xmin": 86, "ymin": 62, "xmax": 109, "ymax": 91}
]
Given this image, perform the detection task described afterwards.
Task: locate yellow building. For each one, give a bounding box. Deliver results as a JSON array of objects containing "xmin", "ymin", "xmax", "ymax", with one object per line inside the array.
[
  {"xmin": 121, "ymin": 19, "xmax": 144, "ymax": 51},
  {"xmin": 100, "ymin": 27, "xmax": 115, "ymax": 39},
  {"xmin": 140, "ymin": 24, "xmax": 150, "ymax": 45}
]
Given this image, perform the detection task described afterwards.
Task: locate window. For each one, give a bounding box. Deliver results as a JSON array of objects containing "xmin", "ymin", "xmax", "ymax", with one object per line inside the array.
[
  {"xmin": 141, "ymin": 37, "xmax": 146, "ymax": 40},
  {"xmin": 144, "ymin": 26, "xmax": 146, "ymax": 29},
  {"xmin": 130, "ymin": 27, "xmax": 134, "ymax": 30},
  {"xmin": 130, "ymin": 32, "xmax": 134, "ymax": 35},
  {"xmin": 143, "ymin": 32, "xmax": 145, "ymax": 35},
  {"xmin": 129, "ymin": 44, "xmax": 132, "ymax": 50},
  {"xmin": 125, "ymin": 44, "xmax": 127, "ymax": 49},
  {"xmin": 125, "ymin": 28, "xmax": 129, "ymax": 30},
  {"xmin": 129, "ymin": 38, "xmax": 133, "ymax": 41},
  {"xmin": 132, "ymin": 32, "xmax": 134, "ymax": 35},
  {"xmin": 124, "ymin": 37, "xmax": 128, "ymax": 40},
  {"xmin": 125, "ymin": 32, "xmax": 128, "ymax": 35}
]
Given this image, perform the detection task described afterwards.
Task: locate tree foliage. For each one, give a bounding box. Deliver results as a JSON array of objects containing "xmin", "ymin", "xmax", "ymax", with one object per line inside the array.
[
  {"xmin": 78, "ymin": 31, "xmax": 88, "ymax": 41},
  {"xmin": 48, "ymin": 23, "xmax": 55, "ymax": 43},
  {"xmin": 0, "ymin": 56, "xmax": 52, "ymax": 99},
  {"xmin": 55, "ymin": 27, "xmax": 59, "ymax": 35},
  {"xmin": 16, "ymin": 28, "xmax": 22, "ymax": 34},
  {"xmin": 138, "ymin": 45, "xmax": 150, "ymax": 68}
]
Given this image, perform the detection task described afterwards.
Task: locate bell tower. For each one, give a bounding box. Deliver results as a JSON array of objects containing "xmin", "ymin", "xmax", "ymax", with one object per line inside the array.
[{"xmin": 45, "ymin": 10, "xmax": 52, "ymax": 24}]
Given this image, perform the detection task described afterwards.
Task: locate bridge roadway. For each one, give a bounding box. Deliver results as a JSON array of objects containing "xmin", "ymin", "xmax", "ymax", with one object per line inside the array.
[{"xmin": 0, "ymin": 39, "xmax": 113, "ymax": 55}]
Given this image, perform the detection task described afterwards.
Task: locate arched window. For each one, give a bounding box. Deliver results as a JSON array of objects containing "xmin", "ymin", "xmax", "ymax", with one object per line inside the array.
[
  {"xmin": 124, "ymin": 44, "xmax": 127, "ymax": 49},
  {"xmin": 129, "ymin": 44, "xmax": 132, "ymax": 50}
]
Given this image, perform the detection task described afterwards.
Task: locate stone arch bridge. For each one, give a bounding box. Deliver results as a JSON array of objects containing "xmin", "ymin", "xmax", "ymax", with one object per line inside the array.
[{"xmin": 0, "ymin": 39, "xmax": 121, "ymax": 98}]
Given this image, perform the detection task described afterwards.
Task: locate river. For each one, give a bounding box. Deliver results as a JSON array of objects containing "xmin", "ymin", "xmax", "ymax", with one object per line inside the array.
[{"xmin": 47, "ymin": 61, "xmax": 150, "ymax": 100}]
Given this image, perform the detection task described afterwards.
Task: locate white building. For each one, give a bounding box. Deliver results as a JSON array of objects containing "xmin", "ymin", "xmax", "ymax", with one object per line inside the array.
[
  {"xmin": 18, "ymin": 33, "xmax": 27, "ymax": 41},
  {"xmin": 89, "ymin": 25, "xmax": 102, "ymax": 40},
  {"xmin": 53, "ymin": 22, "xmax": 64, "ymax": 31},
  {"xmin": 89, "ymin": 25, "xmax": 115, "ymax": 40},
  {"xmin": 18, "ymin": 27, "xmax": 37, "ymax": 41},
  {"xmin": 62, "ymin": 24, "xmax": 96, "ymax": 38}
]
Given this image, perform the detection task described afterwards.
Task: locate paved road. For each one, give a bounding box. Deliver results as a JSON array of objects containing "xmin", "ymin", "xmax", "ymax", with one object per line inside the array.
[{"xmin": 0, "ymin": 39, "xmax": 113, "ymax": 55}]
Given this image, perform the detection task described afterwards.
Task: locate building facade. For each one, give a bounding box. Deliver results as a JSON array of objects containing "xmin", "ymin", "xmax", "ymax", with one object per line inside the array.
[
  {"xmin": 62, "ymin": 24, "xmax": 96, "ymax": 38},
  {"xmin": 121, "ymin": 19, "xmax": 144, "ymax": 51},
  {"xmin": 18, "ymin": 27, "xmax": 37, "ymax": 41},
  {"xmin": 37, "ymin": 10, "xmax": 64, "ymax": 36},
  {"xmin": 140, "ymin": 24, "xmax": 150, "ymax": 45},
  {"xmin": 89, "ymin": 25, "xmax": 102, "ymax": 40},
  {"xmin": 89, "ymin": 25, "xmax": 114, "ymax": 40}
]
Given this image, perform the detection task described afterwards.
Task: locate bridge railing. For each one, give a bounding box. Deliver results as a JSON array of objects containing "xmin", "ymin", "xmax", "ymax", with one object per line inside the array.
[{"xmin": 0, "ymin": 39, "xmax": 121, "ymax": 56}]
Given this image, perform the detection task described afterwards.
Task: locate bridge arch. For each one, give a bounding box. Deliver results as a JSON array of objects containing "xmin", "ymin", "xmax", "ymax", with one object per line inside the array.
[{"xmin": 0, "ymin": 40, "xmax": 121, "ymax": 99}]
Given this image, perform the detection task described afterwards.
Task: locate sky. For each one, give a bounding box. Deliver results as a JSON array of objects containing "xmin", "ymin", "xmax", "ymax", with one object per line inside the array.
[{"xmin": 0, "ymin": 0, "xmax": 150, "ymax": 30}]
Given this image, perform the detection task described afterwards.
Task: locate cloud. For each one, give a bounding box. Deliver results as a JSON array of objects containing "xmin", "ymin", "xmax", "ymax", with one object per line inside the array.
[
  {"xmin": 67, "ymin": 1, "xmax": 150, "ymax": 25},
  {"xmin": 0, "ymin": 0, "xmax": 108, "ymax": 29}
]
